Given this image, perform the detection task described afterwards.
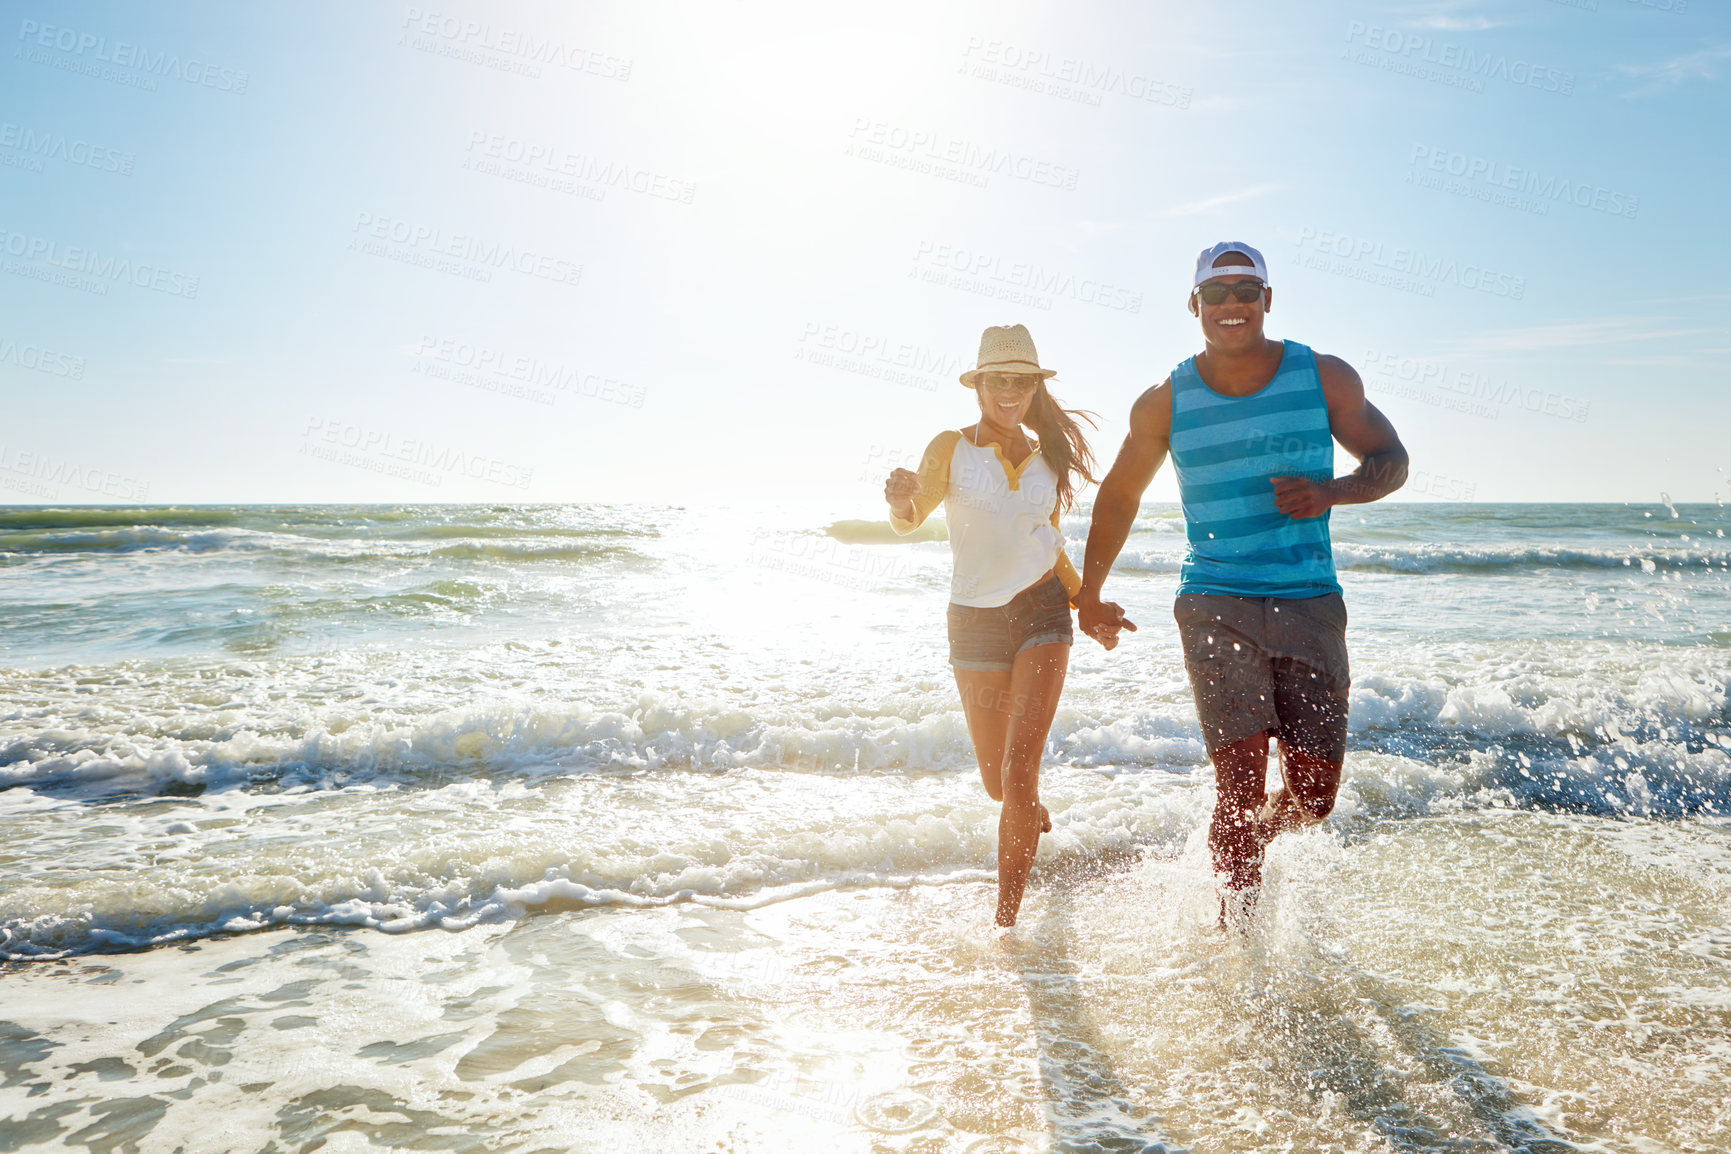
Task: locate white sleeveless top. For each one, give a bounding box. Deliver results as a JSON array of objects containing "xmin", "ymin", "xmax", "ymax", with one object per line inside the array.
[{"xmin": 889, "ymin": 429, "xmax": 1079, "ymax": 608}]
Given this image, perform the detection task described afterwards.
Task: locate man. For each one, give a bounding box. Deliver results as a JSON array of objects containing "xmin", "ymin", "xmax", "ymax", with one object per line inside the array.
[{"xmin": 1076, "ymin": 241, "xmax": 1408, "ymax": 924}]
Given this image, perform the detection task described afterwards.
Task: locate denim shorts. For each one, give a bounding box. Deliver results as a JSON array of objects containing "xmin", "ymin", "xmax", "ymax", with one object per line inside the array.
[{"xmin": 947, "ymin": 573, "xmax": 1074, "ymax": 673}]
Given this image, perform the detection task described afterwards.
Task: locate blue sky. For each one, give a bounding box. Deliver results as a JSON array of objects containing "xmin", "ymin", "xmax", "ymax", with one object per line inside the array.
[{"xmin": 1, "ymin": 0, "xmax": 1726, "ymax": 507}]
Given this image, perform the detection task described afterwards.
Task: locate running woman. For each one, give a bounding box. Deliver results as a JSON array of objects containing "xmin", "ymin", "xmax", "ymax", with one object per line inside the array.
[{"xmin": 884, "ymin": 324, "xmax": 1097, "ymax": 927}]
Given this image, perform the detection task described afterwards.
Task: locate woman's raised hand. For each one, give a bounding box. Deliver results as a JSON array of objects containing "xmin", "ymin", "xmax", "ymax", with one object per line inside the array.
[{"xmin": 885, "ymin": 468, "xmax": 919, "ymax": 519}]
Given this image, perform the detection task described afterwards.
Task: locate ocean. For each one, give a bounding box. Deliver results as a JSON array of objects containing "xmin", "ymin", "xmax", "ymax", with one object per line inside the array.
[{"xmin": 1, "ymin": 501, "xmax": 1727, "ymax": 1153}]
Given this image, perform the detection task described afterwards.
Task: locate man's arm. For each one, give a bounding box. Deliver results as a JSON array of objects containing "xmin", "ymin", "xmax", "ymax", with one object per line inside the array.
[
  {"xmin": 1271, "ymin": 355, "xmax": 1408, "ymax": 518},
  {"xmin": 1076, "ymin": 380, "xmax": 1172, "ymax": 647}
]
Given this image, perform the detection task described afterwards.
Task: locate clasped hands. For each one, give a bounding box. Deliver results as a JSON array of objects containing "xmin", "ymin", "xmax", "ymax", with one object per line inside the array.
[{"xmin": 1075, "ymin": 593, "xmax": 1136, "ymax": 651}]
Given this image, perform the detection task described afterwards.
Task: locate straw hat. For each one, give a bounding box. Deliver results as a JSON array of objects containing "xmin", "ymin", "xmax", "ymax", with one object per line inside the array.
[{"xmin": 958, "ymin": 323, "xmax": 1058, "ymax": 388}]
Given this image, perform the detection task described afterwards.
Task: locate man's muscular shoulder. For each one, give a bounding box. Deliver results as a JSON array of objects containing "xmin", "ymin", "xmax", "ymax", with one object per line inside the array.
[{"xmin": 1313, "ymin": 353, "xmax": 1367, "ymax": 407}]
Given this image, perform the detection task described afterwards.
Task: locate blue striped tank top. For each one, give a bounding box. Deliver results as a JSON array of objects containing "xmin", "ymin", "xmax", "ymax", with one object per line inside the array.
[{"xmin": 1168, "ymin": 339, "xmax": 1342, "ymax": 598}]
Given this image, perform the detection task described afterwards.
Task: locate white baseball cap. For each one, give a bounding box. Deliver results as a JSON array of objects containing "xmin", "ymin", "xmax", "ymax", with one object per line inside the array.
[{"xmin": 1193, "ymin": 241, "xmax": 1268, "ymax": 289}]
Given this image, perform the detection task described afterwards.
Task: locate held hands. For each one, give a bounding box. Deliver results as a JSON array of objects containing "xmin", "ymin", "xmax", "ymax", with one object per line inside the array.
[
  {"xmin": 884, "ymin": 468, "xmax": 919, "ymax": 520},
  {"xmin": 1271, "ymin": 476, "xmax": 1334, "ymax": 519},
  {"xmin": 1076, "ymin": 594, "xmax": 1136, "ymax": 651}
]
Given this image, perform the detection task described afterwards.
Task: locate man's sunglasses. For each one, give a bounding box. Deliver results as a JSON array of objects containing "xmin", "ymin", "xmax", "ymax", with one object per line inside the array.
[{"xmin": 1193, "ymin": 280, "xmax": 1267, "ymax": 306}]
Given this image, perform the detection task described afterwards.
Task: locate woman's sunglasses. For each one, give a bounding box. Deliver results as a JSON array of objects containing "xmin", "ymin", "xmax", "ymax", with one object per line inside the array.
[{"xmin": 1194, "ymin": 280, "xmax": 1266, "ymax": 306}]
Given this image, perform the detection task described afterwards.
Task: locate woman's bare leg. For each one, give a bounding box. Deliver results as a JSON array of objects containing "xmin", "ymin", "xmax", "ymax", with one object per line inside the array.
[
  {"xmin": 953, "ymin": 668, "xmax": 1013, "ymax": 802},
  {"xmin": 953, "ymin": 668, "xmax": 1053, "ymax": 831},
  {"xmin": 993, "ymin": 642, "xmax": 1069, "ymax": 926}
]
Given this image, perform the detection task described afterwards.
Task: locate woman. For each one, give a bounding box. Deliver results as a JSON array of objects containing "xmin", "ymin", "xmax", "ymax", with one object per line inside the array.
[{"xmin": 884, "ymin": 323, "xmax": 1096, "ymax": 927}]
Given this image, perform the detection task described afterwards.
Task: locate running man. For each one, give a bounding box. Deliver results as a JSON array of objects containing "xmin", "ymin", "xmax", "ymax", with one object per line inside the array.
[{"xmin": 1075, "ymin": 241, "xmax": 1408, "ymax": 923}]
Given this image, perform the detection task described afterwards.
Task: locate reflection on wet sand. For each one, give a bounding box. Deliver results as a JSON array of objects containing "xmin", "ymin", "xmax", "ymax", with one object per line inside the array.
[
  {"xmin": 1237, "ymin": 972, "xmax": 1578, "ymax": 1153},
  {"xmin": 1011, "ymin": 837, "xmax": 1589, "ymax": 1154},
  {"xmin": 0, "ymin": 817, "xmax": 1704, "ymax": 1152},
  {"xmin": 1008, "ymin": 870, "xmax": 1189, "ymax": 1153}
]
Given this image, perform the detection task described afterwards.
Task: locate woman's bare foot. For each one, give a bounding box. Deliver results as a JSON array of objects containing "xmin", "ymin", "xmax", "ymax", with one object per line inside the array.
[{"xmin": 995, "ymin": 805, "xmax": 1051, "ymax": 927}]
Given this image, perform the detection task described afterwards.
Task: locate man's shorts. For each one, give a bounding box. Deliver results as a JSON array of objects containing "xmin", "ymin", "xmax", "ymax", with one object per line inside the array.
[
  {"xmin": 948, "ymin": 573, "xmax": 1074, "ymax": 673},
  {"xmin": 1173, "ymin": 592, "xmax": 1350, "ymax": 764}
]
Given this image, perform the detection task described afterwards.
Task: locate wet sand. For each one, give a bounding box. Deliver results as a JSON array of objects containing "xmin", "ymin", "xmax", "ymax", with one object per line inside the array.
[{"xmin": 5, "ymin": 807, "xmax": 1727, "ymax": 1152}]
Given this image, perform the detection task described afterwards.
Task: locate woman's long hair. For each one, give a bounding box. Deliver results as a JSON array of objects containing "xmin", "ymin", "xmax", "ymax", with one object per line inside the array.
[{"xmin": 1025, "ymin": 380, "xmax": 1097, "ymax": 511}]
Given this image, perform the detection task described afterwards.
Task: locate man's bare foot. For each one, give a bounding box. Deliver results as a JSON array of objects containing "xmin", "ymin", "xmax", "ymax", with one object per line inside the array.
[
  {"xmin": 1038, "ymin": 803, "xmax": 1052, "ymax": 834},
  {"xmin": 1217, "ymin": 885, "xmax": 1259, "ymax": 934}
]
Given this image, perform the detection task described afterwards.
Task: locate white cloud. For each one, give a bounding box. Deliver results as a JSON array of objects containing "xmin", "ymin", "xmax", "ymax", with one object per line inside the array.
[
  {"xmin": 1412, "ymin": 16, "xmax": 1504, "ymax": 31},
  {"xmin": 1072, "ymin": 219, "xmax": 1134, "ymax": 238},
  {"xmin": 1607, "ymin": 353, "xmax": 1728, "ymax": 368},
  {"xmin": 1161, "ymin": 183, "xmax": 1282, "ymax": 217},
  {"xmin": 1618, "ymin": 42, "xmax": 1731, "ymax": 96},
  {"xmin": 1442, "ymin": 317, "xmax": 1718, "ymax": 355},
  {"xmin": 1394, "ymin": 0, "xmax": 1508, "ymax": 31}
]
